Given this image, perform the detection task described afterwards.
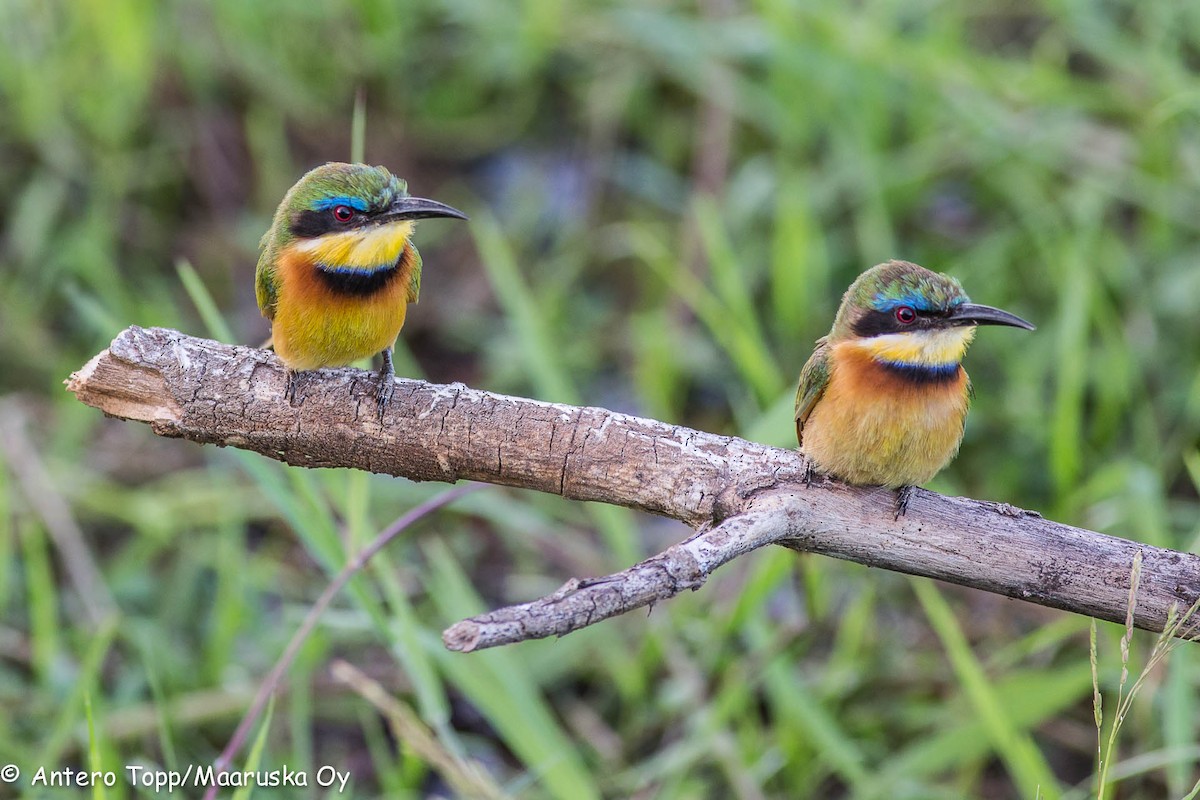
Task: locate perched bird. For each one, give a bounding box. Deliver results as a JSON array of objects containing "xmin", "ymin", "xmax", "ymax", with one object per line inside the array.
[
  {"xmin": 256, "ymin": 162, "xmax": 467, "ymax": 414},
  {"xmin": 795, "ymin": 260, "xmax": 1033, "ymax": 515}
]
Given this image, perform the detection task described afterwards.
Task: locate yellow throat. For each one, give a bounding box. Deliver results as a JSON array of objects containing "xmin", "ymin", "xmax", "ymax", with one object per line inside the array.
[
  {"xmin": 293, "ymin": 220, "xmax": 416, "ymax": 270},
  {"xmin": 844, "ymin": 325, "xmax": 977, "ymax": 368}
]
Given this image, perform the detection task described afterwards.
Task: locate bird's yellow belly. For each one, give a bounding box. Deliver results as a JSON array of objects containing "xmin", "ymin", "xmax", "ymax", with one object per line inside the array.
[
  {"xmin": 802, "ymin": 352, "xmax": 970, "ymax": 488},
  {"xmin": 273, "ymin": 296, "xmax": 407, "ymax": 371},
  {"xmin": 270, "ymin": 249, "xmax": 411, "ymax": 371}
]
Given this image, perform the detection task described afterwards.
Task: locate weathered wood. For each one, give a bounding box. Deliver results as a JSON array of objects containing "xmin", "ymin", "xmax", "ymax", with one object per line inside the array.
[{"xmin": 67, "ymin": 326, "xmax": 1200, "ymax": 650}]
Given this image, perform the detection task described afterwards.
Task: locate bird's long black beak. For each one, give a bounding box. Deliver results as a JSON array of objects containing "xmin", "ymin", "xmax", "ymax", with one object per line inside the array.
[
  {"xmin": 382, "ymin": 196, "xmax": 468, "ymax": 222},
  {"xmin": 948, "ymin": 303, "xmax": 1035, "ymax": 331}
]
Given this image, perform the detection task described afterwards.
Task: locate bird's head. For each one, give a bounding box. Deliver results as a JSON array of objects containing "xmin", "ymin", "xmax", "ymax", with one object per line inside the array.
[
  {"xmin": 831, "ymin": 260, "xmax": 1033, "ymax": 369},
  {"xmin": 261, "ymin": 162, "xmax": 466, "ymax": 274}
]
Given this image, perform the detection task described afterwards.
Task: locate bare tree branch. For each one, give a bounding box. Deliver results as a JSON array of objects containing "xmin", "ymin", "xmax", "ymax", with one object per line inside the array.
[
  {"xmin": 444, "ymin": 498, "xmax": 787, "ymax": 651},
  {"xmin": 67, "ymin": 327, "xmax": 1200, "ymax": 649}
]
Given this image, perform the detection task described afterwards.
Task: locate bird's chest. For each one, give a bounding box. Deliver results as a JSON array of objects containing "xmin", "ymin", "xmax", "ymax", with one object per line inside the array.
[
  {"xmin": 804, "ymin": 353, "xmax": 971, "ymax": 487},
  {"xmin": 271, "ymin": 248, "xmax": 413, "ymax": 370}
]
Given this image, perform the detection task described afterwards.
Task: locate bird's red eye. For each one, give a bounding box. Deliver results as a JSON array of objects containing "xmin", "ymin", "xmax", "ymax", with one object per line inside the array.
[
  {"xmin": 333, "ymin": 205, "xmax": 355, "ymax": 222},
  {"xmin": 895, "ymin": 306, "xmax": 917, "ymax": 324}
]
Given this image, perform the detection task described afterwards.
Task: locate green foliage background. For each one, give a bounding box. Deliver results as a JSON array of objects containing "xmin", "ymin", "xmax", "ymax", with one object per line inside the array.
[{"xmin": 2, "ymin": 0, "xmax": 1200, "ymax": 797}]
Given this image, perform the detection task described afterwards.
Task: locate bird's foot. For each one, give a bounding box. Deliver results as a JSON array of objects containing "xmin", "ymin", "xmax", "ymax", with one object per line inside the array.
[
  {"xmin": 377, "ymin": 348, "xmax": 396, "ymax": 421},
  {"xmin": 802, "ymin": 459, "xmax": 818, "ymax": 488},
  {"xmin": 894, "ymin": 485, "xmax": 917, "ymax": 520},
  {"xmin": 285, "ymin": 369, "xmax": 304, "ymax": 407}
]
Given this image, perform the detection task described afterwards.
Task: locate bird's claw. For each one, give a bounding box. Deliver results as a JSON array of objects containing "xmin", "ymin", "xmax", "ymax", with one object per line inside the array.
[
  {"xmin": 377, "ymin": 348, "xmax": 396, "ymax": 422},
  {"xmin": 376, "ymin": 377, "xmax": 394, "ymax": 420},
  {"xmin": 894, "ymin": 485, "xmax": 917, "ymax": 520},
  {"xmin": 285, "ymin": 369, "xmax": 303, "ymax": 406},
  {"xmin": 802, "ymin": 459, "xmax": 817, "ymax": 488}
]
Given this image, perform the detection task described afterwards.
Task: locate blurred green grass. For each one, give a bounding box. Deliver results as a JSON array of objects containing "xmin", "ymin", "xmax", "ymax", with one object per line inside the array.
[{"xmin": 2, "ymin": 0, "xmax": 1200, "ymax": 797}]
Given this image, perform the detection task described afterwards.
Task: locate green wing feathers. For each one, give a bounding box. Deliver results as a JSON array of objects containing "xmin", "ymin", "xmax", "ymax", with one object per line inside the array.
[
  {"xmin": 794, "ymin": 337, "xmax": 832, "ymax": 447},
  {"xmin": 255, "ymin": 249, "xmax": 279, "ymax": 320},
  {"xmin": 405, "ymin": 245, "xmax": 423, "ymax": 304}
]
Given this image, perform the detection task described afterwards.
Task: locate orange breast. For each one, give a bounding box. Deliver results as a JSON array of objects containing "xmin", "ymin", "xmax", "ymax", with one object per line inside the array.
[
  {"xmin": 801, "ymin": 342, "xmax": 971, "ymax": 487},
  {"xmin": 271, "ymin": 244, "xmax": 416, "ymax": 370}
]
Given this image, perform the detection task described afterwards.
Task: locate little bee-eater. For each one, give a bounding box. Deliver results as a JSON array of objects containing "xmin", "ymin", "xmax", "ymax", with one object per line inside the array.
[
  {"xmin": 256, "ymin": 162, "xmax": 467, "ymax": 414},
  {"xmin": 795, "ymin": 260, "xmax": 1034, "ymax": 515}
]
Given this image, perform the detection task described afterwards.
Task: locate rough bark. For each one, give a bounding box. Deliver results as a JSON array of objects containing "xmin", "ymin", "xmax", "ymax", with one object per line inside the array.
[{"xmin": 67, "ymin": 327, "xmax": 1200, "ymax": 651}]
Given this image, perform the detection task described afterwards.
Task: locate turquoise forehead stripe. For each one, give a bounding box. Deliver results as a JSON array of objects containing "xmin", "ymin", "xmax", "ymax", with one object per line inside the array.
[
  {"xmin": 870, "ymin": 285, "xmax": 969, "ymax": 312},
  {"xmin": 871, "ymin": 291, "xmax": 938, "ymax": 312},
  {"xmin": 312, "ymin": 196, "xmax": 370, "ymax": 212}
]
